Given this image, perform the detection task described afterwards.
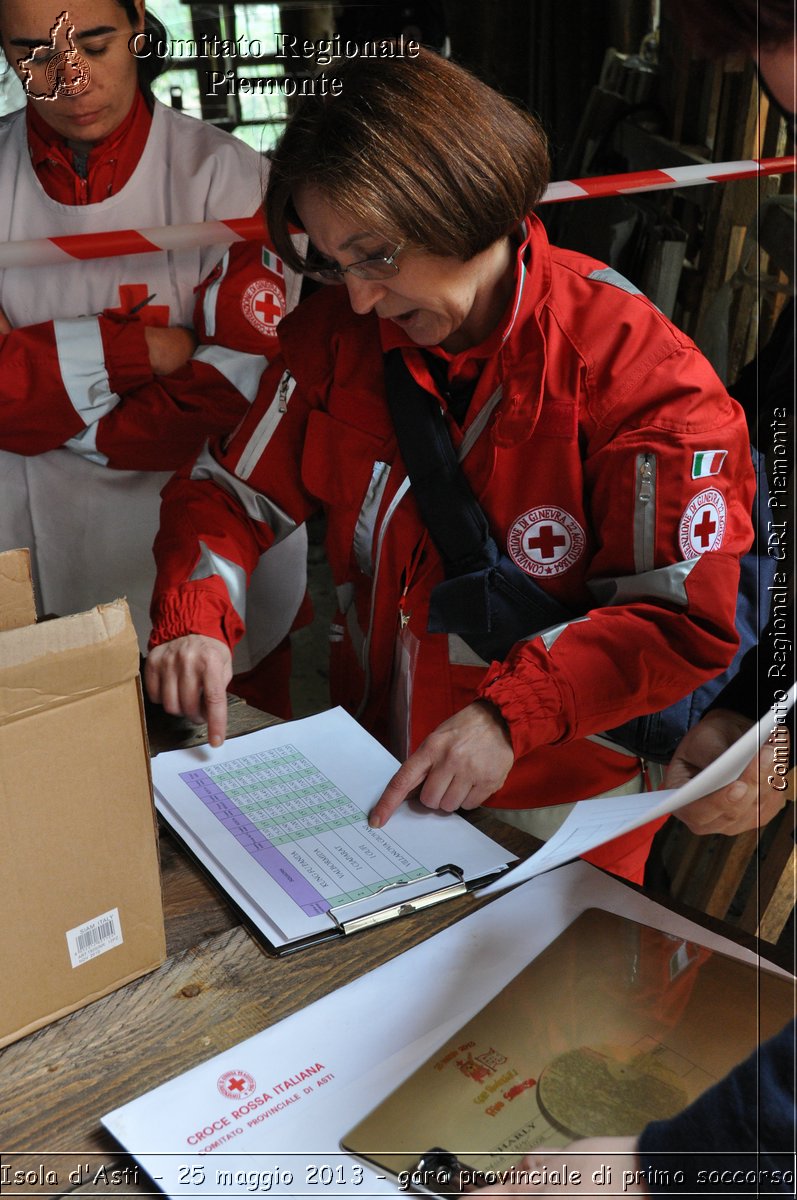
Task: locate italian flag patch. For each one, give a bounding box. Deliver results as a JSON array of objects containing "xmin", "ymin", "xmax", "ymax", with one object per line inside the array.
[
  {"xmin": 692, "ymin": 450, "xmax": 727, "ymax": 478},
  {"xmin": 262, "ymin": 247, "xmax": 284, "ymax": 276}
]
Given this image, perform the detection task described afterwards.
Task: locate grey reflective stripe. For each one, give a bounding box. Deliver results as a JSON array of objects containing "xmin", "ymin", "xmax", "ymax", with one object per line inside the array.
[
  {"xmin": 355, "ymin": 475, "xmax": 411, "ymax": 718},
  {"xmin": 502, "ymin": 257, "xmax": 527, "ymax": 339},
  {"xmin": 193, "ymin": 344, "xmax": 265, "ymax": 405},
  {"xmin": 202, "ymin": 250, "xmax": 229, "ymax": 338},
  {"xmin": 53, "ymin": 318, "xmax": 120, "ymax": 424},
  {"xmin": 331, "ymin": 586, "xmax": 362, "ymax": 655},
  {"xmin": 589, "ymin": 559, "xmax": 698, "ymax": 608},
  {"xmin": 346, "ymin": 603, "xmax": 366, "ymax": 667},
  {"xmin": 531, "ymin": 615, "xmax": 590, "ymax": 651},
  {"xmin": 634, "ymin": 453, "xmax": 657, "ymax": 573},
  {"xmin": 336, "ymin": 582, "xmax": 354, "ymax": 612},
  {"xmin": 586, "ymin": 732, "xmax": 640, "ymax": 759},
  {"xmin": 353, "ymin": 461, "xmax": 391, "ymax": 577},
  {"xmin": 447, "ymin": 634, "xmax": 488, "ymax": 667},
  {"xmin": 189, "ymin": 539, "xmax": 246, "ymax": 623},
  {"xmin": 587, "ymin": 267, "xmax": 643, "ymax": 296},
  {"xmin": 234, "ymin": 370, "xmax": 296, "ymax": 479},
  {"xmin": 64, "ymin": 421, "xmax": 109, "ymax": 466},
  {"xmin": 459, "ymin": 386, "xmax": 503, "ymax": 461},
  {"xmin": 448, "ymin": 619, "xmax": 589, "ymax": 661},
  {"xmin": 190, "ymin": 442, "xmax": 297, "ymax": 543}
]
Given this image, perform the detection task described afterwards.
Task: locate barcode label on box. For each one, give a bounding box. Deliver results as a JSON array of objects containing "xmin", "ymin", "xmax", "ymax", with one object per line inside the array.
[{"xmin": 66, "ymin": 908, "xmax": 123, "ymax": 968}]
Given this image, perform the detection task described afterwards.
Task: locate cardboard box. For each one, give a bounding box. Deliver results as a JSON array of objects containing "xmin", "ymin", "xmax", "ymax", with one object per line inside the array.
[{"xmin": 0, "ymin": 549, "xmax": 166, "ymax": 1048}]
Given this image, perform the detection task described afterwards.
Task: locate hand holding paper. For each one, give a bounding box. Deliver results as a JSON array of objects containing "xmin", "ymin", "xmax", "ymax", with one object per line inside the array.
[
  {"xmin": 666, "ymin": 709, "xmax": 791, "ymax": 835},
  {"xmin": 480, "ymin": 685, "xmax": 796, "ymax": 897}
]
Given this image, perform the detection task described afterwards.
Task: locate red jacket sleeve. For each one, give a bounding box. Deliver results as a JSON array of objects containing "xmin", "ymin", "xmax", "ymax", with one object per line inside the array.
[
  {"xmin": 0, "ymin": 316, "xmax": 152, "ymax": 454},
  {"xmin": 149, "ymin": 356, "xmax": 320, "ymax": 648}
]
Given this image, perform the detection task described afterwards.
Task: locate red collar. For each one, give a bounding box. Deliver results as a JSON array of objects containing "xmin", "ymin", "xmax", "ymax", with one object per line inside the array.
[{"xmin": 26, "ymin": 88, "xmax": 152, "ymax": 205}]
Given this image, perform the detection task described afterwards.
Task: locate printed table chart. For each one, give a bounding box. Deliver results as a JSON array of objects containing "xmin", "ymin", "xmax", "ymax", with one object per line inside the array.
[{"xmin": 179, "ymin": 744, "xmax": 431, "ymax": 916}]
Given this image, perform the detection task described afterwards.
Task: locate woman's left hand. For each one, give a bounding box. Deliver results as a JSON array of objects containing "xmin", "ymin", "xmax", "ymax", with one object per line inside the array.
[
  {"xmin": 368, "ymin": 700, "xmax": 514, "ymax": 827},
  {"xmin": 665, "ymin": 708, "xmax": 790, "ymax": 835}
]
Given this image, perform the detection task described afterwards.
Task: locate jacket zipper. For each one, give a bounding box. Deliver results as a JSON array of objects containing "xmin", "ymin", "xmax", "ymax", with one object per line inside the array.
[
  {"xmin": 634, "ymin": 452, "xmax": 657, "ymax": 779},
  {"xmin": 355, "ymin": 476, "xmax": 411, "ymax": 719},
  {"xmin": 635, "ymin": 452, "xmax": 657, "ymax": 574}
]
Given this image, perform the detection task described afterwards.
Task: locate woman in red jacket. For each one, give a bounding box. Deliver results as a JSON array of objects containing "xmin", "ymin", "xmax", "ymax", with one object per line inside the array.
[{"xmin": 145, "ymin": 50, "xmax": 755, "ymax": 883}]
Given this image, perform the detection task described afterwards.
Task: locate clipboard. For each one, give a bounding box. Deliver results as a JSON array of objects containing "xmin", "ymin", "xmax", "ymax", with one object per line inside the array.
[
  {"xmin": 342, "ymin": 908, "xmax": 794, "ymax": 1192},
  {"xmin": 159, "ymin": 812, "xmax": 499, "ymax": 957},
  {"xmin": 150, "ymin": 709, "xmax": 515, "ymax": 955}
]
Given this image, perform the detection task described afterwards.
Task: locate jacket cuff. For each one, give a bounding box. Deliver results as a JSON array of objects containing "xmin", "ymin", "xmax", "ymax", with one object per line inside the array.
[
  {"xmin": 149, "ymin": 585, "xmax": 245, "ymax": 652},
  {"xmin": 477, "ymin": 660, "xmax": 571, "ymax": 757},
  {"xmin": 99, "ymin": 317, "xmax": 154, "ymax": 394}
]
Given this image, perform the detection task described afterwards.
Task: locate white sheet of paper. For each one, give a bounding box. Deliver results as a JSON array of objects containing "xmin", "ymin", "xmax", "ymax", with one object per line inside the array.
[
  {"xmin": 102, "ymin": 861, "xmax": 790, "ymax": 1197},
  {"xmin": 480, "ymin": 684, "xmax": 796, "ymax": 897},
  {"xmin": 152, "ymin": 707, "xmax": 514, "ymax": 946}
]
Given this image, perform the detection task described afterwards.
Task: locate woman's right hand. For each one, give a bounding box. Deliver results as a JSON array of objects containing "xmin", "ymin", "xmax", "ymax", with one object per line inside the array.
[{"xmin": 145, "ymin": 635, "xmax": 233, "ymax": 746}]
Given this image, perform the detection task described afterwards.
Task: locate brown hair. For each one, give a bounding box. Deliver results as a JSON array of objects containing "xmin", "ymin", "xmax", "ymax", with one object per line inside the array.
[
  {"xmin": 266, "ymin": 48, "xmax": 550, "ymax": 270},
  {"xmin": 669, "ymin": 0, "xmax": 795, "ymax": 53}
]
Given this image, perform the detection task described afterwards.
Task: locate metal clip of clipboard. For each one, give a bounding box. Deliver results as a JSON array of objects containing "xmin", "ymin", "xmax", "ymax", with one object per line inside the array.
[{"xmin": 328, "ymin": 864, "xmax": 466, "ymax": 935}]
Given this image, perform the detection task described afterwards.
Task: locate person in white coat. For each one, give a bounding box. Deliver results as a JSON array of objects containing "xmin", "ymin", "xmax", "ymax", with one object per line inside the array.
[{"xmin": 0, "ymin": 0, "xmax": 307, "ymax": 717}]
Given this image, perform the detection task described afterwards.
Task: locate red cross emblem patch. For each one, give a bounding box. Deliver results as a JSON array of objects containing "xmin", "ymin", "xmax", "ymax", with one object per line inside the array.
[
  {"xmin": 507, "ymin": 506, "xmax": 586, "ymax": 577},
  {"xmin": 241, "ymin": 279, "xmax": 285, "ymax": 336},
  {"xmin": 679, "ymin": 488, "xmax": 727, "ymax": 559}
]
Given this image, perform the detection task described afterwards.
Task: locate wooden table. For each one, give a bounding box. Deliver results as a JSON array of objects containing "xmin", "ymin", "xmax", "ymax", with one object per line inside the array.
[{"xmin": 0, "ymin": 699, "xmax": 789, "ymax": 1196}]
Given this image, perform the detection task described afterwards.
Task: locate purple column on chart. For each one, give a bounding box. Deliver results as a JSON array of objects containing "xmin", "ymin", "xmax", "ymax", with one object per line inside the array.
[{"xmin": 179, "ymin": 769, "xmax": 329, "ymax": 916}]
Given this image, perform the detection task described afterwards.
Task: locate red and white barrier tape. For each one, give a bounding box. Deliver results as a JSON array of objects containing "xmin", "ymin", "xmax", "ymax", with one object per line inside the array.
[
  {"xmin": 0, "ymin": 156, "xmax": 793, "ymax": 270},
  {"xmin": 541, "ymin": 156, "xmax": 794, "ymax": 202}
]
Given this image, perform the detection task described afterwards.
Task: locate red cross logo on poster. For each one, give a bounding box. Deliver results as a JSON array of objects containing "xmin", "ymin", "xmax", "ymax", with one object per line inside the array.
[
  {"xmin": 242, "ymin": 279, "xmax": 285, "ymax": 336},
  {"xmin": 679, "ymin": 489, "xmax": 727, "ymax": 559},
  {"xmin": 217, "ymin": 1069, "xmax": 256, "ymax": 1100},
  {"xmin": 507, "ymin": 506, "xmax": 586, "ymax": 577}
]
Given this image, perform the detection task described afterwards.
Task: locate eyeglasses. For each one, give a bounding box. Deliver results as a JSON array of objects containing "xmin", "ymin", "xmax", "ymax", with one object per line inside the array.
[{"xmin": 303, "ymin": 243, "xmax": 404, "ymax": 283}]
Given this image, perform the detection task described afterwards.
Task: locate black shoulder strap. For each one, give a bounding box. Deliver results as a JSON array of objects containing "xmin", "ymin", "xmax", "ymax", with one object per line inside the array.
[
  {"xmin": 383, "ymin": 348, "xmax": 499, "ymax": 576},
  {"xmin": 383, "ymin": 347, "xmax": 575, "ymax": 664}
]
